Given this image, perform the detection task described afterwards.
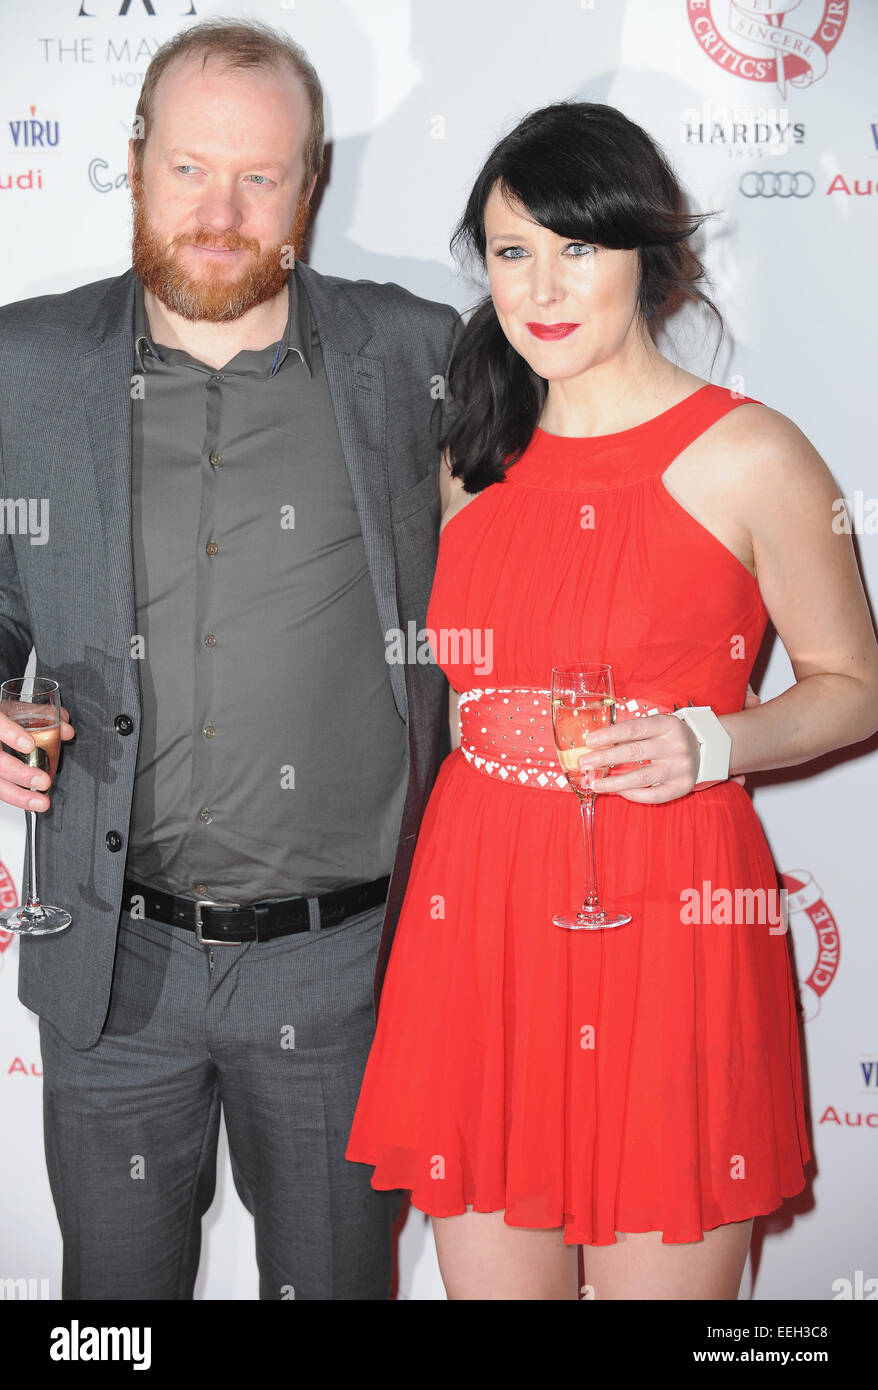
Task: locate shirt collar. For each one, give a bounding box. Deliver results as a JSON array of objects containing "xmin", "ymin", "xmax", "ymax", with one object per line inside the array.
[{"xmin": 133, "ymin": 268, "xmax": 312, "ymax": 379}]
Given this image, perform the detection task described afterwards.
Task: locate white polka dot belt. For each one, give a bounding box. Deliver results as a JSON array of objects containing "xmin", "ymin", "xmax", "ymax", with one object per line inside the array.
[{"xmin": 456, "ymin": 686, "xmax": 673, "ymax": 791}]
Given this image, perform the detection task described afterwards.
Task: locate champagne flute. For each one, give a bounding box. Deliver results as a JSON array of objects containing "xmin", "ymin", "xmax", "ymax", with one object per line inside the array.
[
  {"xmin": 551, "ymin": 663, "xmax": 631, "ymax": 930},
  {"xmin": 0, "ymin": 677, "xmax": 71, "ymax": 935}
]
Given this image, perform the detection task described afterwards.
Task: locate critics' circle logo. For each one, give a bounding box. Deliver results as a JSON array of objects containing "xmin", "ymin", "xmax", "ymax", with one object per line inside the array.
[
  {"xmin": 0, "ymin": 858, "xmax": 18, "ymax": 969},
  {"xmin": 781, "ymin": 870, "xmax": 840, "ymax": 1020},
  {"xmin": 687, "ymin": 1, "xmax": 850, "ymax": 97}
]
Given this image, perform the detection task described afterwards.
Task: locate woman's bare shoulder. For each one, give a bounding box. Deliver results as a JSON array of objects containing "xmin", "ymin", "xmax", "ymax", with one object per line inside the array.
[{"xmin": 691, "ymin": 397, "xmax": 835, "ymax": 498}]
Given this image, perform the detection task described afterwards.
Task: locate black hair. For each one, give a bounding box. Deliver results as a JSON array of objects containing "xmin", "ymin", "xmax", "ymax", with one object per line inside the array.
[{"xmin": 443, "ymin": 102, "xmax": 723, "ymax": 492}]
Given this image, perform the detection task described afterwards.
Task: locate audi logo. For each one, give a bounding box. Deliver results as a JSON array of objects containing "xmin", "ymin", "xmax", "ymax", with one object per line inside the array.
[{"xmin": 739, "ymin": 171, "xmax": 815, "ymax": 199}]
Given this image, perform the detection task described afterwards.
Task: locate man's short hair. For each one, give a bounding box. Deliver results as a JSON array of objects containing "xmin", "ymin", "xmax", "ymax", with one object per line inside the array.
[{"xmin": 133, "ymin": 17, "xmax": 324, "ymax": 187}]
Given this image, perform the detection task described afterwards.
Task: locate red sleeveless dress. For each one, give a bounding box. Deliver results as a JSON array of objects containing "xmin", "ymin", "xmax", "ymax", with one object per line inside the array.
[{"xmin": 346, "ymin": 385, "xmax": 810, "ymax": 1245}]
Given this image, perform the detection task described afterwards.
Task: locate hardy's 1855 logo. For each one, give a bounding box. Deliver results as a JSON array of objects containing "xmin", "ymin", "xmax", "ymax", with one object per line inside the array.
[
  {"xmin": 687, "ymin": 1, "xmax": 850, "ymax": 97},
  {"xmin": 781, "ymin": 870, "xmax": 839, "ymax": 1020}
]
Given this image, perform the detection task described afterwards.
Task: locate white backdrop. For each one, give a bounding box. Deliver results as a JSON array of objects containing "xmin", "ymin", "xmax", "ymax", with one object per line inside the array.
[{"xmin": 0, "ymin": 0, "xmax": 875, "ymax": 1301}]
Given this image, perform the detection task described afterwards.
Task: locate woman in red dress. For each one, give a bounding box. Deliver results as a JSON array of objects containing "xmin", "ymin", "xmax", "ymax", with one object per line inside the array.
[{"xmin": 345, "ymin": 103, "xmax": 878, "ymax": 1299}]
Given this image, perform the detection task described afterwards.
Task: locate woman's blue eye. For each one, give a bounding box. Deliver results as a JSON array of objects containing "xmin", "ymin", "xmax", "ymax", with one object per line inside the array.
[{"xmin": 496, "ymin": 243, "xmax": 595, "ymax": 260}]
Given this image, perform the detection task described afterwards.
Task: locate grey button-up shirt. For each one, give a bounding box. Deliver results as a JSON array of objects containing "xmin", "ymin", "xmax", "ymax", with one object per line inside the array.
[{"xmin": 126, "ymin": 271, "xmax": 408, "ymax": 900}]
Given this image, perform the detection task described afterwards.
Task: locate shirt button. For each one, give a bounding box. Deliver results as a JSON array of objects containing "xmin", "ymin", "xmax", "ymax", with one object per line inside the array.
[
  {"xmin": 114, "ymin": 714, "xmax": 134, "ymax": 735},
  {"xmin": 209, "ymin": 374, "xmax": 224, "ymax": 382},
  {"xmin": 209, "ymin": 451, "xmax": 222, "ymax": 468},
  {"xmin": 194, "ymin": 884, "xmax": 209, "ymax": 896},
  {"xmin": 199, "ymin": 807, "xmax": 214, "ymax": 825},
  {"xmin": 204, "ymin": 633, "xmax": 216, "ymax": 647},
  {"xmin": 205, "ymin": 541, "xmax": 218, "ymax": 557},
  {"xmin": 202, "ymin": 723, "xmax": 215, "ymax": 739},
  {"xmin": 105, "ymin": 830, "xmax": 123, "ymax": 852}
]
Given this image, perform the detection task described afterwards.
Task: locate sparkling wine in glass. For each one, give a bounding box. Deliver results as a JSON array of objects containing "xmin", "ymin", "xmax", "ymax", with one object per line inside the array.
[
  {"xmin": 0, "ymin": 677, "xmax": 71, "ymax": 935},
  {"xmin": 552, "ymin": 663, "xmax": 631, "ymax": 930}
]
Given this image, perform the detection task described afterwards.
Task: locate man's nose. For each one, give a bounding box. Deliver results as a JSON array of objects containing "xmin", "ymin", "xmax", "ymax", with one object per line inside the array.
[{"xmin": 194, "ymin": 190, "xmax": 244, "ymax": 233}]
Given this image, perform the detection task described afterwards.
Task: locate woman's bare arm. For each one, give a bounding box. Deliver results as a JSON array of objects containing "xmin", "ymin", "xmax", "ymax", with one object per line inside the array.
[{"xmin": 712, "ymin": 406, "xmax": 878, "ymax": 774}]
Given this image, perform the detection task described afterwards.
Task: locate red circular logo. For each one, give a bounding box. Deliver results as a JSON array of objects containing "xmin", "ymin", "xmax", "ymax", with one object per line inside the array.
[
  {"xmin": 781, "ymin": 870, "xmax": 840, "ymax": 1020},
  {"xmin": 687, "ymin": 1, "xmax": 850, "ymax": 95},
  {"xmin": 0, "ymin": 857, "xmax": 19, "ymax": 968}
]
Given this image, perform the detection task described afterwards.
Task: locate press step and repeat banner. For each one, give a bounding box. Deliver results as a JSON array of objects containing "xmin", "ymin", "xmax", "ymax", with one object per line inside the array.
[{"xmin": 0, "ymin": 0, "xmax": 875, "ymax": 1302}]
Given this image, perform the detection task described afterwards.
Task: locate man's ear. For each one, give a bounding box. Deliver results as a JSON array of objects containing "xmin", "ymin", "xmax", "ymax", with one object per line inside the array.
[{"xmin": 304, "ymin": 170, "xmax": 319, "ymax": 205}]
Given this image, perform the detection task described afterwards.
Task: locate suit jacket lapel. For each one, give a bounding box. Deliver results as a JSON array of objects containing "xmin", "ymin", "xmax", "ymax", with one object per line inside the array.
[
  {"xmin": 296, "ymin": 262, "xmax": 406, "ymax": 721},
  {"xmin": 82, "ymin": 270, "xmax": 138, "ymax": 687}
]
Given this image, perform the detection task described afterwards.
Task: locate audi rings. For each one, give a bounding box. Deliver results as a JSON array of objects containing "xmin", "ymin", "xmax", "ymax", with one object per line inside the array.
[{"xmin": 739, "ymin": 171, "xmax": 815, "ymax": 198}]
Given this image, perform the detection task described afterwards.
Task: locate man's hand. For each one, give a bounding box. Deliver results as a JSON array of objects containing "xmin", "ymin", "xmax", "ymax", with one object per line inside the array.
[{"xmin": 0, "ymin": 705, "xmax": 75, "ymax": 812}]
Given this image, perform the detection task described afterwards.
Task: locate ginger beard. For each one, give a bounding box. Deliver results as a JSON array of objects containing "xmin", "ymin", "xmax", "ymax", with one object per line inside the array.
[{"xmin": 130, "ymin": 165, "xmax": 310, "ymax": 323}]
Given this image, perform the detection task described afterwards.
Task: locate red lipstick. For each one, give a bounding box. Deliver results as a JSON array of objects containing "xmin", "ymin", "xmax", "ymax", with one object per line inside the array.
[{"xmin": 526, "ymin": 322, "xmax": 579, "ymax": 341}]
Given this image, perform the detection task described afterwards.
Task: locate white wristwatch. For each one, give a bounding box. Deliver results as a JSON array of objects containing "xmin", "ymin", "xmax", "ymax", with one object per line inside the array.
[{"xmin": 672, "ymin": 706, "xmax": 732, "ymax": 784}]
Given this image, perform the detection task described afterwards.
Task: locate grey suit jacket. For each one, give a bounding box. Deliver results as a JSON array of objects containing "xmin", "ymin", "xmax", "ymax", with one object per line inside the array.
[{"xmin": 0, "ymin": 263, "xmax": 459, "ymax": 1048}]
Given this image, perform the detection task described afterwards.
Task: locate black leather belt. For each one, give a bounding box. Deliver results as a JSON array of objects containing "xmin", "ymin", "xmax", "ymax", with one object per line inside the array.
[{"xmin": 123, "ymin": 874, "xmax": 390, "ymax": 946}]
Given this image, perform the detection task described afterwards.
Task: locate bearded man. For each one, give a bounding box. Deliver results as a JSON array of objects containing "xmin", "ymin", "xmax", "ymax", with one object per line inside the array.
[{"xmin": 0, "ymin": 17, "xmax": 458, "ymax": 1300}]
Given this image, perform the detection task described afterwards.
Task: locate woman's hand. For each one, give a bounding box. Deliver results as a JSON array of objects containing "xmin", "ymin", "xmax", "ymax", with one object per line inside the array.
[
  {"xmin": 577, "ymin": 712, "xmax": 702, "ymax": 803},
  {"xmin": 577, "ymin": 684, "xmax": 761, "ymax": 804}
]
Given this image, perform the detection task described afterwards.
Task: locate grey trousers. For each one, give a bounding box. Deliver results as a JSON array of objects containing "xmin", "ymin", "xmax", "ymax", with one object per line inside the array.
[{"xmin": 38, "ymin": 899, "xmax": 402, "ymax": 1300}]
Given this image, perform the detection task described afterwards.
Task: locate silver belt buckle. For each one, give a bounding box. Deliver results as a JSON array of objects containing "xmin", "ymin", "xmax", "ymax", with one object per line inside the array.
[{"xmin": 194, "ymin": 898, "xmax": 244, "ymax": 946}]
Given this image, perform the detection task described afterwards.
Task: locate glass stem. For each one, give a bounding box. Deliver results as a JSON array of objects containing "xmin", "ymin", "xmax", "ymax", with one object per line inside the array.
[
  {"xmin": 24, "ymin": 809, "xmax": 44, "ymax": 916},
  {"xmin": 578, "ymin": 789, "xmax": 600, "ymax": 913}
]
